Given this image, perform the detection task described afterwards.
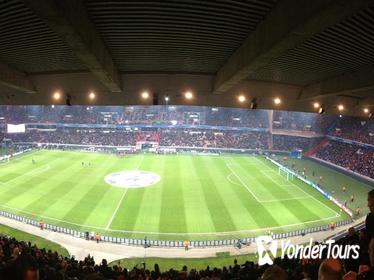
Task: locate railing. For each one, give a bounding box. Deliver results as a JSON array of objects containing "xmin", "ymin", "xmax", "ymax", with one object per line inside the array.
[{"xmin": 0, "ymin": 210, "xmax": 353, "ymax": 248}]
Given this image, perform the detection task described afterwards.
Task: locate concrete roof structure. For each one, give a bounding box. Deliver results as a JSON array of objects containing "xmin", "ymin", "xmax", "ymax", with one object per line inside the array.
[{"xmin": 0, "ymin": 0, "xmax": 374, "ymax": 116}]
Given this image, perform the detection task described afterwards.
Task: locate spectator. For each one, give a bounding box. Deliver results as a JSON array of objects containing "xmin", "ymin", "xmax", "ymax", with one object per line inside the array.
[
  {"xmin": 318, "ymin": 259, "xmax": 343, "ymax": 280},
  {"xmin": 366, "ymin": 190, "xmax": 374, "ymax": 267},
  {"xmin": 316, "ymin": 142, "xmax": 373, "ymax": 179},
  {"xmin": 261, "ymin": 265, "xmax": 288, "ymax": 280}
]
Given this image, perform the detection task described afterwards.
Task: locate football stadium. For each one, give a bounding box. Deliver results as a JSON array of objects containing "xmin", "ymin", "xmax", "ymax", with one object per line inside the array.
[{"xmin": 0, "ymin": 1, "xmax": 374, "ymax": 279}]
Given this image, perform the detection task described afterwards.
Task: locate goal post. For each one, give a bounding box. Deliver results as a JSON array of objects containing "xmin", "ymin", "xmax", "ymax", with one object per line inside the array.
[{"xmin": 278, "ymin": 166, "xmax": 294, "ymax": 181}]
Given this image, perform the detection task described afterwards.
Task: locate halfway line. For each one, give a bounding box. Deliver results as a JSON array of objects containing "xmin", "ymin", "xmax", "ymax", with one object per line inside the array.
[
  {"xmin": 105, "ymin": 189, "xmax": 128, "ymax": 230},
  {"xmin": 105, "ymin": 155, "xmax": 144, "ymax": 230}
]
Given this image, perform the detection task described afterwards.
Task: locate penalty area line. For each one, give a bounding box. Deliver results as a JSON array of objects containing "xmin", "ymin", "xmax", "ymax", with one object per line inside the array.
[
  {"xmin": 226, "ymin": 173, "xmax": 311, "ymax": 203},
  {"xmin": 226, "ymin": 162, "xmax": 261, "ymax": 202},
  {"xmin": 258, "ymin": 157, "xmax": 340, "ymax": 217}
]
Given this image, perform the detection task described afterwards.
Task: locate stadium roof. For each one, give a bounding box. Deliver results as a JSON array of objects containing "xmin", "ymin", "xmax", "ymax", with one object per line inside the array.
[{"xmin": 0, "ymin": 0, "xmax": 374, "ymax": 117}]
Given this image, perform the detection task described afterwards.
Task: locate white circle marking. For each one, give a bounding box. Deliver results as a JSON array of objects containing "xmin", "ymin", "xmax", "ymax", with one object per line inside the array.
[{"xmin": 105, "ymin": 170, "xmax": 160, "ymax": 188}]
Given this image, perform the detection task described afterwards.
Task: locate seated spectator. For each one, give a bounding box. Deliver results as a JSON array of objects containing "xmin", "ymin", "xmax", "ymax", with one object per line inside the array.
[
  {"xmin": 316, "ymin": 141, "xmax": 373, "ymax": 179},
  {"xmin": 318, "ymin": 259, "xmax": 343, "ymax": 280},
  {"xmin": 261, "ymin": 265, "xmax": 288, "ymax": 280}
]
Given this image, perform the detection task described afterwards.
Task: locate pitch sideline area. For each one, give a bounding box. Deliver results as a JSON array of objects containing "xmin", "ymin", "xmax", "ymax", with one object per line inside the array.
[
  {"xmin": 0, "ymin": 214, "xmax": 366, "ymax": 263},
  {"xmin": 0, "ymin": 150, "xmax": 350, "ymax": 240}
]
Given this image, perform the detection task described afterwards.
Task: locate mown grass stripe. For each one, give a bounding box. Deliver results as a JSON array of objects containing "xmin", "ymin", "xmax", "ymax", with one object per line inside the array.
[
  {"xmin": 0, "ymin": 155, "xmax": 64, "ymax": 206},
  {"xmin": 0, "ymin": 151, "xmax": 352, "ymax": 240},
  {"xmin": 108, "ymin": 156, "xmax": 147, "ymax": 231},
  {"xmin": 193, "ymin": 156, "xmax": 238, "ymax": 233},
  {"xmin": 227, "ymin": 157, "xmax": 281, "ymax": 229},
  {"xmin": 60, "ymin": 153, "xmax": 120, "ymax": 225},
  {"xmin": 17, "ymin": 154, "xmax": 88, "ymax": 213},
  {"xmin": 66, "ymin": 158, "xmax": 126, "ymax": 228},
  {"xmin": 181, "ymin": 156, "xmax": 217, "ymax": 237},
  {"xmin": 211, "ymin": 157, "xmax": 263, "ymax": 230},
  {"xmin": 132, "ymin": 156, "xmax": 164, "ymax": 236},
  {"xmin": 158, "ymin": 155, "xmax": 188, "ymax": 234},
  {"xmin": 239, "ymin": 158, "xmax": 325, "ymax": 224},
  {"xmin": 257, "ymin": 157, "xmax": 341, "ymax": 216}
]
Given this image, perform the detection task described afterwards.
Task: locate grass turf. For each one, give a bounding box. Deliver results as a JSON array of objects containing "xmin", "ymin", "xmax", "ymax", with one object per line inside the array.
[
  {"xmin": 274, "ymin": 156, "xmax": 372, "ymax": 215},
  {"xmin": 109, "ymin": 253, "xmax": 260, "ymax": 271},
  {"xmin": 0, "ymin": 222, "xmax": 69, "ymax": 256},
  {"xmin": 0, "ymin": 150, "xmax": 361, "ymax": 240}
]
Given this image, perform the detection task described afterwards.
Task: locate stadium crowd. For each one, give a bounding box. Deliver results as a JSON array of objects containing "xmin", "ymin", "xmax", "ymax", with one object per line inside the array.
[
  {"xmin": 1, "ymin": 105, "xmax": 373, "ymax": 180},
  {"xmin": 272, "ymin": 111, "xmax": 336, "ymax": 133},
  {"xmin": 2, "ymin": 130, "xmax": 137, "ymax": 147},
  {"xmin": 0, "ymin": 106, "xmax": 270, "ymax": 128},
  {"xmin": 2, "ymin": 129, "xmax": 327, "ymax": 152},
  {"xmin": 1, "ymin": 128, "xmax": 270, "ymax": 150},
  {"xmin": 316, "ymin": 142, "xmax": 374, "ymax": 179},
  {"xmin": 272, "ymin": 135, "xmax": 322, "ymax": 152},
  {"xmin": 331, "ymin": 117, "xmax": 373, "ymax": 145},
  {"xmin": 0, "ymin": 105, "xmax": 347, "ymax": 134},
  {"xmin": 0, "ymin": 223, "xmax": 373, "ymax": 280},
  {"xmin": 160, "ymin": 130, "xmax": 269, "ymax": 149}
]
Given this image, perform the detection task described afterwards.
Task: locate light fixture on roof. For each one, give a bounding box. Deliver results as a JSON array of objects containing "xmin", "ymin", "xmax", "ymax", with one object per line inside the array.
[
  {"xmin": 164, "ymin": 95, "xmax": 170, "ymax": 104},
  {"xmin": 313, "ymin": 102, "xmax": 320, "ymax": 109},
  {"xmin": 88, "ymin": 92, "xmax": 96, "ymax": 100},
  {"xmin": 274, "ymin": 97, "xmax": 281, "ymax": 105},
  {"xmin": 363, "ymin": 108, "xmax": 370, "ymax": 114},
  {"xmin": 53, "ymin": 91, "xmax": 61, "ymax": 100},
  {"xmin": 337, "ymin": 104, "xmax": 344, "ymax": 111},
  {"xmin": 237, "ymin": 94, "xmax": 246, "ymax": 103},
  {"xmin": 141, "ymin": 91, "xmax": 150, "ymax": 99},
  {"xmin": 184, "ymin": 91, "xmax": 193, "ymax": 100}
]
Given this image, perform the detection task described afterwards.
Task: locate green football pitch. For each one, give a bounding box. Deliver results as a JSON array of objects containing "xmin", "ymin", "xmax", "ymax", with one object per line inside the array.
[{"xmin": 0, "ymin": 150, "xmax": 352, "ymax": 240}]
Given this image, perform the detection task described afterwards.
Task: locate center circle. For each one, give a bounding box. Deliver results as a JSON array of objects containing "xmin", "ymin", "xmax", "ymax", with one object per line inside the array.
[{"xmin": 104, "ymin": 170, "xmax": 160, "ymax": 189}]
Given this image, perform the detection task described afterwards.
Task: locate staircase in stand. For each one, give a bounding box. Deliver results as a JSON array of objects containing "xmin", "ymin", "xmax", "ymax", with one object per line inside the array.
[{"xmin": 304, "ymin": 138, "xmax": 329, "ymax": 157}]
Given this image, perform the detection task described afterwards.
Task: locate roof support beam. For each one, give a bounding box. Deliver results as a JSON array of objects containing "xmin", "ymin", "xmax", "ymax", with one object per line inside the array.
[
  {"xmin": 298, "ymin": 66, "xmax": 374, "ymax": 101},
  {"xmin": 21, "ymin": 0, "xmax": 121, "ymax": 93},
  {"xmin": 0, "ymin": 63, "xmax": 36, "ymax": 93},
  {"xmin": 214, "ymin": 0, "xmax": 373, "ymax": 93}
]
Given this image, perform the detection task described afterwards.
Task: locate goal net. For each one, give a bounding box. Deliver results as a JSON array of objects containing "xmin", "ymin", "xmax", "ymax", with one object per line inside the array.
[{"xmin": 278, "ymin": 166, "xmax": 294, "ymax": 181}]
